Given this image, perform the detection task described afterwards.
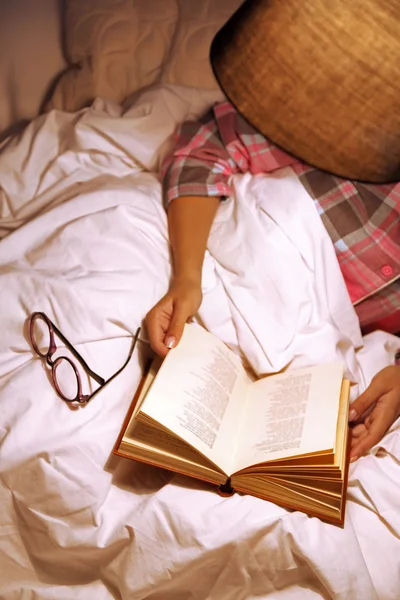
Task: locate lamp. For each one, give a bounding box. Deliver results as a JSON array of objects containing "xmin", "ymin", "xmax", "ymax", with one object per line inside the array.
[{"xmin": 210, "ymin": 0, "xmax": 400, "ymax": 183}]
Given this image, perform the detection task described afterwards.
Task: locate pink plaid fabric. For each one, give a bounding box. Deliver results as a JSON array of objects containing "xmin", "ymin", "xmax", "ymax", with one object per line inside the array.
[{"xmin": 162, "ymin": 102, "xmax": 400, "ymax": 333}]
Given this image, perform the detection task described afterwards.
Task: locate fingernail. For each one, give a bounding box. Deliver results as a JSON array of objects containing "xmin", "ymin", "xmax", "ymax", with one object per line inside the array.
[
  {"xmin": 164, "ymin": 335, "xmax": 177, "ymax": 349},
  {"xmin": 349, "ymin": 408, "xmax": 358, "ymax": 421},
  {"xmin": 350, "ymin": 456, "xmax": 359, "ymax": 463}
]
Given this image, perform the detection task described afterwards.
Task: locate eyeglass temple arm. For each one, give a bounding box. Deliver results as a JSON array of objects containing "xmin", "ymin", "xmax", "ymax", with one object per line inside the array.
[
  {"xmin": 50, "ymin": 317, "xmax": 141, "ymax": 388},
  {"xmin": 82, "ymin": 327, "xmax": 142, "ymax": 402},
  {"xmin": 108, "ymin": 327, "xmax": 141, "ymax": 374},
  {"xmin": 50, "ymin": 322, "xmax": 106, "ymax": 385}
]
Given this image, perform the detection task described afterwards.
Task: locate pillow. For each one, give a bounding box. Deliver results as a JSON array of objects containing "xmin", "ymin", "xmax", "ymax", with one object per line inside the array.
[
  {"xmin": 161, "ymin": 0, "xmax": 243, "ymax": 90},
  {"xmin": 47, "ymin": 0, "xmax": 179, "ymax": 113}
]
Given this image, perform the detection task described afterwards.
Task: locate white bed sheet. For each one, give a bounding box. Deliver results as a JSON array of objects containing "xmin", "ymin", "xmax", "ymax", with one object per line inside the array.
[{"xmin": 0, "ymin": 84, "xmax": 399, "ymax": 600}]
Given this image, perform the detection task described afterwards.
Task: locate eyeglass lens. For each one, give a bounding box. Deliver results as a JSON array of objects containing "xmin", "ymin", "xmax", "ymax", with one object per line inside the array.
[
  {"xmin": 31, "ymin": 315, "xmax": 51, "ymax": 357},
  {"xmin": 31, "ymin": 315, "xmax": 80, "ymax": 401},
  {"xmin": 53, "ymin": 358, "xmax": 80, "ymax": 401}
]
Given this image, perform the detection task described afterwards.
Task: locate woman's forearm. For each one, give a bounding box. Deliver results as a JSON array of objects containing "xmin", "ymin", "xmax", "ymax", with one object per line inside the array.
[{"xmin": 168, "ymin": 196, "xmax": 220, "ymax": 284}]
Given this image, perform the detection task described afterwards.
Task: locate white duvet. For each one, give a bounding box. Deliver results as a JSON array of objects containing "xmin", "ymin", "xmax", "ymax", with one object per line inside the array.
[{"xmin": 0, "ymin": 84, "xmax": 399, "ymax": 600}]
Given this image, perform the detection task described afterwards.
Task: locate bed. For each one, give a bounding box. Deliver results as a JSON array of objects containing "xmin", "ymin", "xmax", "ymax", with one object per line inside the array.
[{"xmin": 1, "ymin": 2, "xmax": 400, "ymax": 599}]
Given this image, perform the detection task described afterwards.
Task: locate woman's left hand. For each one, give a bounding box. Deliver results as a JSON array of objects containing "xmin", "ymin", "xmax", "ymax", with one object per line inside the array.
[{"xmin": 349, "ymin": 365, "xmax": 400, "ymax": 461}]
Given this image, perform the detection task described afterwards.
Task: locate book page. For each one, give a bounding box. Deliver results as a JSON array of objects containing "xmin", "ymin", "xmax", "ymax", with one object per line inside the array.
[
  {"xmin": 125, "ymin": 420, "xmax": 206, "ymax": 464},
  {"xmin": 131, "ymin": 357, "xmax": 161, "ymax": 418},
  {"xmin": 122, "ymin": 420, "xmax": 226, "ymax": 480},
  {"xmin": 233, "ymin": 362, "xmax": 344, "ymax": 472},
  {"xmin": 138, "ymin": 324, "xmax": 250, "ymax": 475}
]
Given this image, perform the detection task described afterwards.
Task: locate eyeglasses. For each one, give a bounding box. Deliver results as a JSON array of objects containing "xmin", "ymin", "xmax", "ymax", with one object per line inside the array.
[{"xmin": 29, "ymin": 311, "xmax": 140, "ymax": 405}]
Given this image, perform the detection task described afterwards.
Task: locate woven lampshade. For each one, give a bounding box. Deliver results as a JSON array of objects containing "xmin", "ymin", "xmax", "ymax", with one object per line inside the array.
[{"xmin": 211, "ymin": 0, "xmax": 400, "ymax": 183}]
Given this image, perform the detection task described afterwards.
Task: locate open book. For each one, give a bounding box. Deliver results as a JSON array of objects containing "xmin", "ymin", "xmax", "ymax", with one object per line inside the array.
[{"xmin": 114, "ymin": 324, "xmax": 351, "ymax": 526}]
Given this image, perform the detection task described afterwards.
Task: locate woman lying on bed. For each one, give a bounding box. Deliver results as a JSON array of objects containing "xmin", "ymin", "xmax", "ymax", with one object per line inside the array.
[{"xmin": 145, "ymin": 101, "xmax": 400, "ymax": 463}]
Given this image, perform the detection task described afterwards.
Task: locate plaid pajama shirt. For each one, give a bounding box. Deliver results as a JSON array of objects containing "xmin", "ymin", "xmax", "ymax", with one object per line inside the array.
[{"xmin": 162, "ymin": 102, "xmax": 400, "ymax": 334}]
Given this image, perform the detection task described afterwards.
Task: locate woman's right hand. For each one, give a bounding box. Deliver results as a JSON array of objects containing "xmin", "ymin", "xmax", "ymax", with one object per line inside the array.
[{"xmin": 145, "ymin": 277, "xmax": 203, "ymax": 357}]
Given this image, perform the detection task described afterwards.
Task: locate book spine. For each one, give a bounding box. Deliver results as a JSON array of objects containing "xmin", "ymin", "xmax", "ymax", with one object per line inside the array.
[{"xmin": 217, "ymin": 478, "xmax": 235, "ymax": 497}]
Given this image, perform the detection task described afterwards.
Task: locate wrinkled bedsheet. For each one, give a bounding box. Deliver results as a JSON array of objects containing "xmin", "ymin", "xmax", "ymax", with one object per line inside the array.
[{"xmin": 0, "ymin": 84, "xmax": 399, "ymax": 600}]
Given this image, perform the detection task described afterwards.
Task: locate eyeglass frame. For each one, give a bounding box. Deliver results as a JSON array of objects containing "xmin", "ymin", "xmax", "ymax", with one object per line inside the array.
[{"xmin": 29, "ymin": 311, "xmax": 140, "ymax": 405}]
